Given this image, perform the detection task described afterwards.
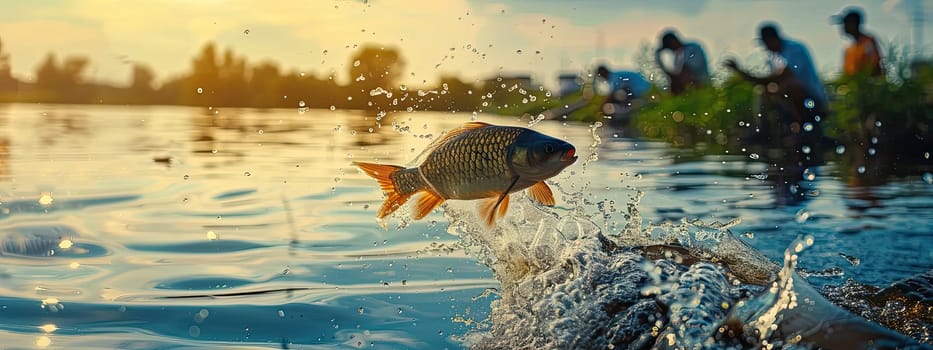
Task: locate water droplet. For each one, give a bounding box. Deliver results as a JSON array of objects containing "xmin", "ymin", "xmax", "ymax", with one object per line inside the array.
[
  {"xmin": 795, "ymin": 209, "xmax": 810, "ymax": 223},
  {"xmin": 358, "ymin": 306, "xmax": 365, "ymax": 314},
  {"xmin": 515, "ymin": 49, "xmax": 523, "ymax": 54},
  {"xmin": 243, "ymin": 29, "xmax": 250, "ymax": 34},
  {"xmin": 803, "ymin": 122, "xmax": 814, "ymax": 132},
  {"xmin": 183, "ymin": 174, "xmax": 190, "ymax": 180},
  {"xmin": 801, "ymin": 145, "xmax": 811, "ymax": 154},
  {"xmin": 38, "ymin": 192, "xmax": 54, "ymax": 206},
  {"xmin": 298, "ymin": 100, "xmax": 306, "ymax": 107},
  {"xmin": 196, "ymin": 87, "xmax": 203, "ymax": 94},
  {"xmin": 206, "ymin": 230, "xmax": 218, "ymax": 240},
  {"xmin": 803, "ymin": 168, "xmax": 816, "ymax": 181},
  {"xmin": 868, "ymin": 148, "xmax": 876, "ymax": 156},
  {"xmin": 870, "ymin": 137, "xmax": 878, "ymax": 144},
  {"xmin": 330, "ymin": 106, "xmax": 336, "ymax": 111},
  {"xmin": 749, "ymin": 153, "xmax": 760, "ymax": 160},
  {"xmin": 875, "ymin": 121, "xmax": 882, "ymax": 128},
  {"xmin": 353, "ymin": 60, "xmax": 361, "ymax": 67},
  {"xmin": 258, "ymin": 129, "xmax": 264, "ymax": 135},
  {"xmin": 278, "ymin": 310, "xmax": 285, "ymax": 318},
  {"xmin": 804, "ymin": 98, "xmax": 815, "ymax": 109},
  {"xmin": 857, "ymin": 166, "xmax": 866, "ymax": 174},
  {"xmin": 244, "ymin": 171, "xmax": 251, "ymax": 176},
  {"xmin": 188, "ymin": 325, "xmax": 201, "ymax": 337},
  {"xmin": 923, "ymin": 173, "xmax": 933, "ymax": 184},
  {"xmin": 835, "ymin": 145, "xmax": 846, "ymax": 154}
]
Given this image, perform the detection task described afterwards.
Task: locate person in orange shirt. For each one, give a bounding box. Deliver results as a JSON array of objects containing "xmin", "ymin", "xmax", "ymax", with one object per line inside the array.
[{"xmin": 834, "ymin": 7, "xmax": 883, "ymax": 77}]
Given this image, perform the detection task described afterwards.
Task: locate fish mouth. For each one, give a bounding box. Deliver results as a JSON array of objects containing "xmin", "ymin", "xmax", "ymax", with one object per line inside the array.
[{"xmin": 561, "ymin": 148, "xmax": 577, "ymax": 163}]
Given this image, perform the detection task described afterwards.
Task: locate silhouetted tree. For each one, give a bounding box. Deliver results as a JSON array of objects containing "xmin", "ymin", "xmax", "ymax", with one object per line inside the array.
[
  {"xmin": 0, "ymin": 37, "xmax": 17, "ymax": 96},
  {"xmin": 347, "ymin": 45, "xmax": 405, "ymax": 110},
  {"xmin": 186, "ymin": 43, "xmax": 220, "ymax": 106},
  {"xmin": 218, "ymin": 48, "xmax": 248, "ymax": 106},
  {"xmin": 249, "ymin": 61, "xmax": 283, "ymax": 107},
  {"xmin": 34, "ymin": 53, "xmax": 91, "ymax": 102},
  {"xmin": 129, "ymin": 64, "xmax": 155, "ymax": 104}
]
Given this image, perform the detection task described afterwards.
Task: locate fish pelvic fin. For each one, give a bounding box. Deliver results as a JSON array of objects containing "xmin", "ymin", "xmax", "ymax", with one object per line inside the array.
[
  {"xmin": 477, "ymin": 175, "xmax": 520, "ymax": 228},
  {"xmin": 354, "ymin": 162, "xmax": 411, "ymax": 218},
  {"xmin": 478, "ymin": 192, "xmax": 512, "ymax": 228},
  {"xmin": 413, "ymin": 190, "xmax": 446, "ymax": 220},
  {"xmin": 528, "ymin": 181, "xmax": 556, "ymax": 206}
]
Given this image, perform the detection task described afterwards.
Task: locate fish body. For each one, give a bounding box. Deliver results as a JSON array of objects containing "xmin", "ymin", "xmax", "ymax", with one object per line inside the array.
[{"xmin": 355, "ymin": 121, "xmax": 577, "ymax": 226}]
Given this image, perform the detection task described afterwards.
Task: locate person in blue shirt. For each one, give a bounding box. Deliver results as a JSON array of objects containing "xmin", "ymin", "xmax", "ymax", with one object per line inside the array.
[
  {"xmin": 725, "ymin": 23, "xmax": 827, "ymax": 151},
  {"xmin": 654, "ymin": 30, "xmax": 710, "ymax": 95},
  {"xmin": 596, "ymin": 65, "xmax": 650, "ymax": 103},
  {"xmin": 595, "ymin": 65, "xmax": 650, "ymax": 128}
]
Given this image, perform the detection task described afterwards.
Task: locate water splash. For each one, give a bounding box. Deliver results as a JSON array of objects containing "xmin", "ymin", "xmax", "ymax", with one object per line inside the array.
[{"xmin": 445, "ymin": 174, "xmax": 926, "ymax": 348}]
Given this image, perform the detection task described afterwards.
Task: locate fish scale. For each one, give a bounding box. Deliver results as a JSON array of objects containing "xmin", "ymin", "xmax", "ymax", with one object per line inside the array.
[{"xmin": 421, "ymin": 126, "xmax": 521, "ymax": 199}]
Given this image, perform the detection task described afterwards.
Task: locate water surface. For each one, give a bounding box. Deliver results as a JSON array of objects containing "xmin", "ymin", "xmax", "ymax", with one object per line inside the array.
[{"xmin": 0, "ymin": 104, "xmax": 930, "ymax": 348}]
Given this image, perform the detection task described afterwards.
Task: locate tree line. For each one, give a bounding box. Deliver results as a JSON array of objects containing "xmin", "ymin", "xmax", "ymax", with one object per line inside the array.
[{"xmin": 0, "ymin": 38, "xmax": 545, "ymax": 114}]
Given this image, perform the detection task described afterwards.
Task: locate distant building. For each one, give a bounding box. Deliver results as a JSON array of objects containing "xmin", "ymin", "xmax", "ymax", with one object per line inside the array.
[{"xmin": 557, "ymin": 73, "xmax": 582, "ymax": 97}]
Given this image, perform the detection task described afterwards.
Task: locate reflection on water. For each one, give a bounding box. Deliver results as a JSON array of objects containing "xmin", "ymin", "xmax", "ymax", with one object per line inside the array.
[{"xmin": 0, "ymin": 104, "xmax": 929, "ymax": 348}]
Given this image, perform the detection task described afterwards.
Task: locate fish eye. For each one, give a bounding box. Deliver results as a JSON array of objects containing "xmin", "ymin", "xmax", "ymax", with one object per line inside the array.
[{"xmin": 545, "ymin": 144, "xmax": 554, "ymax": 153}]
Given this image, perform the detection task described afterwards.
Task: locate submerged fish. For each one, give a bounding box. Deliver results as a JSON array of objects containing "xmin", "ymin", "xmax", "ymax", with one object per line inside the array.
[{"xmin": 355, "ymin": 121, "xmax": 577, "ymax": 226}]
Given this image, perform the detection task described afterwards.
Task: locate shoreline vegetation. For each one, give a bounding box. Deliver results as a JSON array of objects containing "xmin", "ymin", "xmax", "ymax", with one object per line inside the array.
[{"xmin": 0, "ymin": 38, "xmax": 930, "ymax": 181}]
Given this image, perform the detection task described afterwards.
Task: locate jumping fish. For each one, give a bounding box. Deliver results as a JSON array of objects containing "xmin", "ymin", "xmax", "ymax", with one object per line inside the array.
[{"xmin": 355, "ymin": 121, "xmax": 577, "ymax": 226}]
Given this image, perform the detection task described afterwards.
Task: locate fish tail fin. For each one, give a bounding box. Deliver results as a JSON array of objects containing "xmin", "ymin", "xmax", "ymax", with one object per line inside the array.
[{"xmin": 354, "ymin": 162, "xmax": 411, "ymax": 218}]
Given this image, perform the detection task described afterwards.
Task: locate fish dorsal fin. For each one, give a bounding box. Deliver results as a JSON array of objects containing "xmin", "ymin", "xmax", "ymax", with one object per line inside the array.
[
  {"xmin": 478, "ymin": 193, "xmax": 511, "ymax": 228},
  {"xmin": 528, "ymin": 181, "xmax": 556, "ymax": 206},
  {"xmin": 413, "ymin": 190, "xmax": 446, "ymax": 220},
  {"xmin": 410, "ymin": 122, "xmax": 493, "ymax": 166}
]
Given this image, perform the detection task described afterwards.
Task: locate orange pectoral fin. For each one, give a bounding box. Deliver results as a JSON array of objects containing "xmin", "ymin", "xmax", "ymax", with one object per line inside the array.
[
  {"xmin": 354, "ymin": 162, "xmax": 410, "ymax": 218},
  {"xmin": 478, "ymin": 193, "xmax": 511, "ymax": 228},
  {"xmin": 413, "ymin": 190, "xmax": 445, "ymax": 220},
  {"xmin": 528, "ymin": 181, "xmax": 556, "ymax": 206}
]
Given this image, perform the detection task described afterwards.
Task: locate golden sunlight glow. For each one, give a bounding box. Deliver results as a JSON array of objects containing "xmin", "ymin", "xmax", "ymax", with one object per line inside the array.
[
  {"xmin": 69, "ymin": 262, "xmax": 81, "ymax": 269},
  {"xmin": 39, "ymin": 324, "xmax": 58, "ymax": 333},
  {"xmin": 35, "ymin": 335, "xmax": 52, "ymax": 347},
  {"xmin": 206, "ymin": 230, "xmax": 218, "ymax": 240},
  {"xmin": 58, "ymin": 239, "xmax": 73, "ymax": 249}
]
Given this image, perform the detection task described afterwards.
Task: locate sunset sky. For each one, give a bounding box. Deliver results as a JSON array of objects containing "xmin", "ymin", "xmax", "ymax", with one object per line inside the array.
[{"xmin": 0, "ymin": 0, "xmax": 929, "ymax": 89}]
